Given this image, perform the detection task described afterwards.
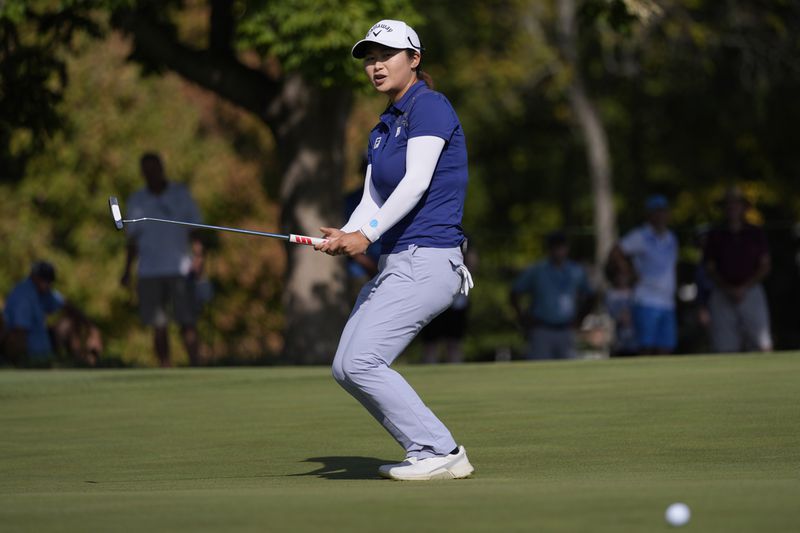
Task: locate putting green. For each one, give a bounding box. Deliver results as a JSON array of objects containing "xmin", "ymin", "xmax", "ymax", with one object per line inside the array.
[{"xmin": 1, "ymin": 354, "xmax": 798, "ymax": 532}]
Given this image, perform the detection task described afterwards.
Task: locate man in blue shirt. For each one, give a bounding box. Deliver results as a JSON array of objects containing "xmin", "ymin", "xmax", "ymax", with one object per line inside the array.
[
  {"xmin": 510, "ymin": 231, "xmax": 593, "ymax": 359},
  {"xmin": 2, "ymin": 262, "xmax": 98, "ymax": 366},
  {"xmin": 609, "ymin": 195, "xmax": 679, "ymax": 354}
]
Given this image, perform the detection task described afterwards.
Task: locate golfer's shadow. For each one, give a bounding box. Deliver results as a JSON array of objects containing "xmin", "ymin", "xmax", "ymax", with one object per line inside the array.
[{"xmin": 292, "ymin": 456, "xmax": 393, "ymax": 480}]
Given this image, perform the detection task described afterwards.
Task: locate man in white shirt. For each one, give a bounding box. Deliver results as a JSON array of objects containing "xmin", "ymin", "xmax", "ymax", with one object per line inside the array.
[
  {"xmin": 609, "ymin": 195, "xmax": 679, "ymax": 354},
  {"xmin": 121, "ymin": 153, "xmax": 204, "ymax": 366}
]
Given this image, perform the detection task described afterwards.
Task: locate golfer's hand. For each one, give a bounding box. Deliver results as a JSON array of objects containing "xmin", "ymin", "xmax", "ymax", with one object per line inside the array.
[
  {"xmin": 315, "ymin": 227, "xmax": 344, "ymax": 253},
  {"xmin": 317, "ymin": 227, "xmax": 370, "ymax": 256}
]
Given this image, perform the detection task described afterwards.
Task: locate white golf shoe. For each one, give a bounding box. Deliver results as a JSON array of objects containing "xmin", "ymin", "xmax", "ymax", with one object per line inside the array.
[
  {"xmin": 378, "ymin": 457, "xmax": 418, "ymax": 479},
  {"xmin": 384, "ymin": 446, "xmax": 474, "ymax": 481}
]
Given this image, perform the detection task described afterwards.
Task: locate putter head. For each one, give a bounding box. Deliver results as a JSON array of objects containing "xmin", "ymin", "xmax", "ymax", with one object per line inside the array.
[{"xmin": 108, "ymin": 196, "xmax": 124, "ymax": 230}]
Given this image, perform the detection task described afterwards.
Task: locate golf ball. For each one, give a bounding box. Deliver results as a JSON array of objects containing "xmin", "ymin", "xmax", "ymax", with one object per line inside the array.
[{"xmin": 665, "ymin": 502, "xmax": 691, "ymax": 527}]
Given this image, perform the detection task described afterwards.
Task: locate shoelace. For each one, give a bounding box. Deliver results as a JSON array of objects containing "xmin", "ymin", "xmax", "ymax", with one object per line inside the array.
[{"xmin": 455, "ymin": 265, "xmax": 474, "ymax": 296}]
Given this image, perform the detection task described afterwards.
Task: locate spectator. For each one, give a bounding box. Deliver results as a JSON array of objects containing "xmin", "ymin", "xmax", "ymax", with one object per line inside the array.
[
  {"xmin": 421, "ymin": 239, "xmax": 478, "ymax": 363},
  {"xmin": 703, "ymin": 186, "xmax": 772, "ymax": 352},
  {"xmin": 693, "ymin": 225, "xmax": 714, "ymax": 330},
  {"xmin": 510, "ymin": 231, "xmax": 593, "ymax": 360},
  {"xmin": 604, "ymin": 260, "xmax": 638, "ymax": 356},
  {"xmin": 609, "ymin": 195, "xmax": 678, "ymax": 354},
  {"xmin": 121, "ymin": 152, "xmax": 204, "ymax": 367},
  {"xmin": 2, "ymin": 261, "xmax": 101, "ymax": 367}
]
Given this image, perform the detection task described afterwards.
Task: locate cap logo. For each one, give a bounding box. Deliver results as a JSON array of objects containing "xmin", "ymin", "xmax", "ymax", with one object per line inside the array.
[{"xmin": 368, "ymin": 23, "xmax": 394, "ymax": 37}]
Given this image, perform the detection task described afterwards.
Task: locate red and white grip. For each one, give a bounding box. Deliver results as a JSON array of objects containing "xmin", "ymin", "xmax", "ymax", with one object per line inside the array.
[{"xmin": 289, "ymin": 234, "xmax": 328, "ymax": 247}]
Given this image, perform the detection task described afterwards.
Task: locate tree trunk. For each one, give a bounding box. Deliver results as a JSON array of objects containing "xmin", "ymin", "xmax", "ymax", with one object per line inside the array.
[
  {"xmin": 556, "ymin": 0, "xmax": 617, "ymax": 270},
  {"xmin": 273, "ymin": 75, "xmax": 352, "ymax": 363},
  {"xmin": 113, "ymin": 10, "xmax": 353, "ymax": 363},
  {"xmin": 567, "ymin": 82, "xmax": 616, "ymax": 268}
]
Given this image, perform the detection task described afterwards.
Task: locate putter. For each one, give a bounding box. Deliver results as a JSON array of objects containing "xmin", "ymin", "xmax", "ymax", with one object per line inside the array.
[{"xmin": 108, "ymin": 196, "xmax": 327, "ymax": 246}]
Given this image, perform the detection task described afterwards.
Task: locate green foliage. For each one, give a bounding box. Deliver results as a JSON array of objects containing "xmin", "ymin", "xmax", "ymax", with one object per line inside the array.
[
  {"xmin": 0, "ymin": 21, "xmax": 285, "ymax": 365},
  {"xmin": 406, "ymin": 0, "xmax": 800, "ymax": 356},
  {"xmin": 0, "ymin": 0, "xmax": 101, "ymax": 181},
  {"xmin": 3, "ymin": 0, "xmax": 800, "ymax": 364},
  {"xmin": 236, "ymin": 0, "xmax": 421, "ymax": 87},
  {"xmin": 0, "ymin": 0, "xmax": 26, "ymax": 22}
]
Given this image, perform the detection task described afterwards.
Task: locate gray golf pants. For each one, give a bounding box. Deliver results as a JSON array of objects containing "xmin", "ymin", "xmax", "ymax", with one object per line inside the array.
[
  {"xmin": 709, "ymin": 284, "xmax": 772, "ymax": 352},
  {"xmin": 526, "ymin": 326, "xmax": 577, "ymax": 360},
  {"xmin": 332, "ymin": 245, "xmax": 464, "ymax": 459}
]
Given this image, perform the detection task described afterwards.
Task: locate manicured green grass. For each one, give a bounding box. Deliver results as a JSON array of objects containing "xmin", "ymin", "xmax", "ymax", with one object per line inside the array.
[{"xmin": 1, "ymin": 353, "xmax": 799, "ymax": 532}]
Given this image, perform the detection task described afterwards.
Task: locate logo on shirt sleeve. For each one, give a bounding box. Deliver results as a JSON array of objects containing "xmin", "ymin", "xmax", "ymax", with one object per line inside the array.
[
  {"xmin": 373, "ymin": 137, "xmax": 382, "ymax": 149},
  {"xmin": 395, "ymin": 126, "xmax": 402, "ymax": 137}
]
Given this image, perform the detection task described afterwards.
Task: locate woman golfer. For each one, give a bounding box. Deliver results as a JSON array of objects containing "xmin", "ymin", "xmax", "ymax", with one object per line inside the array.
[{"xmin": 316, "ymin": 19, "xmax": 474, "ymax": 481}]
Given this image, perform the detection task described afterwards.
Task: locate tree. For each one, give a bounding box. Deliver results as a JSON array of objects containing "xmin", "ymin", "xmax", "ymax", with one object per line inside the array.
[
  {"xmin": 5, "ymin": 0, "xmax": 800, "ymax": 360},
  {"xmin": 556, "ymin": 0, "xmax": 617, "ymax": 268},
  {"xmin": 0, "ymin": 1, "xmax": 99, "ymax": 181},
  {"xmin": 3, "ymin": 0, "xmax": 419, "ymax": 363},
  {"xmin": 111, "ymin": 0, "xmax": 422, "ymax": 363}
]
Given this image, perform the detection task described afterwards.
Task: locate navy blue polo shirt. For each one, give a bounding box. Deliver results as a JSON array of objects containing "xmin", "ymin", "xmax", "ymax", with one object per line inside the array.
[{"xmin": 368, "ymin": 80, "xmax": 468, "ymax": 254}]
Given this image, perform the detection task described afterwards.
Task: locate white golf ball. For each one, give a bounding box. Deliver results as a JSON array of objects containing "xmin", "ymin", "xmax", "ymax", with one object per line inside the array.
[{"xmin": 665, "ymin": 502, "xmax": 691, "ymax": 527}]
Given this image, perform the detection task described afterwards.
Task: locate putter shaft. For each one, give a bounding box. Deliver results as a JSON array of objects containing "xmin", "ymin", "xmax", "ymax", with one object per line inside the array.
[
  {"xmin": 122, "ymin": 217, "xmax": 291, "ymax": 240},
  {"xmin": 109, "ymin": 195, "xmax": 326, "ymax": 246}
]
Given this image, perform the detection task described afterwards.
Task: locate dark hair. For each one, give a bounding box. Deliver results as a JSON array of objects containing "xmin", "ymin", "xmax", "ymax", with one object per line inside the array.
[
  {"xmin": 30, "ymin": 261, "xmax": 56, "ymax": 282},
  {"xmin": 545, "ymin": 230, "xmax": 568, "ymax": 250},
  {"xmin": 139, "ymin": 152, "xmax": 162, "ymax": 167},
  {"xmin": 405, "ymin": 50, "xmax": 434, "ymax": 89}
]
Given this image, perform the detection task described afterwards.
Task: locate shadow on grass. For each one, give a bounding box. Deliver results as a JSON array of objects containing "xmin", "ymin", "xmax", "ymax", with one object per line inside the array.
[{"xmin": 292, "ymin": 456, "xmax": 394, "ymax": 480}]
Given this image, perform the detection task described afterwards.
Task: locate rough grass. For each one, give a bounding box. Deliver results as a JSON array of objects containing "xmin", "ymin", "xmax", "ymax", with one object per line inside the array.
[{"xmin": 1, "ymin": 353, "xmax": 799, "ymax": 532}]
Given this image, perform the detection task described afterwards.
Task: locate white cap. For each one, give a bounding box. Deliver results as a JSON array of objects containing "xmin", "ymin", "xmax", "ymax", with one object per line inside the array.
[{"xmin": 351, "ymin": 19, "xmax": 423, "ymax": 59}]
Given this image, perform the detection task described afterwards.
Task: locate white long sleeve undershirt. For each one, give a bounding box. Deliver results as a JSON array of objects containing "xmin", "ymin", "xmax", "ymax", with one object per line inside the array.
[
  {"xmin": 341, "ymin": 136, "xmax": 446, "ymax": 242},
  {"xmin": 341, "ymin": 164, "xmax": 381, "ymax": 233}
]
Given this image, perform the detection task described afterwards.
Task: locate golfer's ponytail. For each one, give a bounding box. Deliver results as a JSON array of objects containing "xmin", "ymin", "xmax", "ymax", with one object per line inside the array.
[
  {"xmin": 417, "ymin": 67, "xmax": 434, "ymax": 89},
  {"xmin": 406, "ymin": 50, "xmax": 434, "ymax": 90}
]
